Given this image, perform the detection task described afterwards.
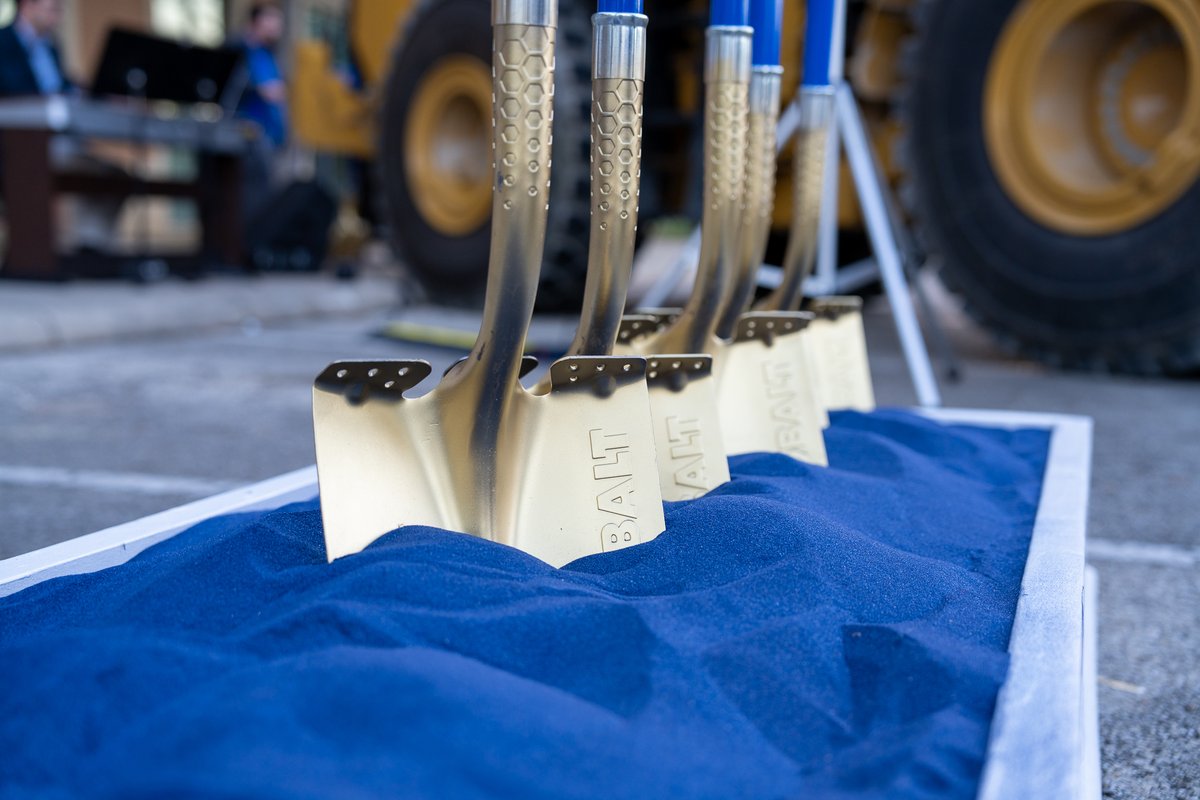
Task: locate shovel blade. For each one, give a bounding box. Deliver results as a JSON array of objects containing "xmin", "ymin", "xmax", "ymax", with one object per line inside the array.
[
  {"xmin": 807, "ymin": 298, "xmax": 876, "ymax": 412},
  {"xmin": 507, "ymin": 356, "xmax": 666, "ymax": 567},
  {"xmin": 643, "ymin": 356, "xmax": 731, "ymax": 501},
  {"xmin": 313, "ymin": 360, "xmax": 455, "ymax": 562},
  {"xmin": 715, "ymin": 314, "xmax": 828, "ymax": 465}
]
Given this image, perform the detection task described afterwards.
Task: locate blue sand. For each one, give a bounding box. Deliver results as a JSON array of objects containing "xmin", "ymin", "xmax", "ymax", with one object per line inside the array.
[{"xmin": 0, "ymin": 410, "xmax": 1049, "ymax": 799}]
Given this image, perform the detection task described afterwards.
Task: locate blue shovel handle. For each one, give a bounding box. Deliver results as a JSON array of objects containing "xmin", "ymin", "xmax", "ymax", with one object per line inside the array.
[
  {"xmin": 597, "ymin": 0, "xmax": 642, "ymax": 13},
  {"xmin": 749, "ymin": 0, "xmax": 782, "ymax": 66},
  {"xmin": 710, "ymin": 0, "xmax": 749, "ymax": 27},
  {"xmin": 802, "ymin": 0, "xmax": 837, "ymax": 87}
]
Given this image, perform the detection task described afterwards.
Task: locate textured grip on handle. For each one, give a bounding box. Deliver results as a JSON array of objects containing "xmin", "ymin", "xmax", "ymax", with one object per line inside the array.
[
  {"xmin": 695, "ymin": 79, "xmax": 750, "ymax": 344},
  {"xmin": 761, "ymin": 87, "xmax": 833, "ymax": 311},
  {"xmin": 648, "ymin": 26, "xmax": 750, "ymax": 356},
  {"xmin": 465, "ymin": 23, "xmax": 557, "ymax": 386},
  {"xmin": 654, "ymin": 75, "xmax": 749, "ymax": 354},
  {"xmin": 592, "ymin": 78, "xmax": 642, "ymax": 242},
  {"xmin": 704, "ymin": 82, "xmax": 750, "ymax": 225},
  {"xmin": 717, "ymin": 71, "xmax": 780, "ymax": 339},
  {"xmin": 567, "ymin": 76, "xmax": 645, "ymax": 356},
  {"xmin": 778, "ymin": 126, "xmax": 827, "ymax": 308},
  {"xmin": 493, "ymin": 25, "xmax": 555, "ymax": 223}
]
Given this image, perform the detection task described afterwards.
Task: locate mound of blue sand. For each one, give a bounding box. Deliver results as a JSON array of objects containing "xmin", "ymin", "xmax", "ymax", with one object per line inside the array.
[{"xmin": 0, "ymin": 410, "xmax": 1049, "ymax": 799}]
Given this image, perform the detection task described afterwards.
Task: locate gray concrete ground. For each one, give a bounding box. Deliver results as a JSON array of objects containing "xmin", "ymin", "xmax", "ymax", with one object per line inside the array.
[
  {"xmin": 0, "ymin": 271, "xmax": 400, "ymax": 351},
  {"xmin": 0, "ymin": 274, "xmax": 1196, "ymax": 798}
]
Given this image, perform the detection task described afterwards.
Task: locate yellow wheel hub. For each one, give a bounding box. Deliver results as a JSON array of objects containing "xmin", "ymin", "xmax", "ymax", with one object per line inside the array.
[
  {"xmin": 985, "ymin": 0, "xmax": 1200, "ymax": 236},
  {"xmin": 404, "ymin": 55, "xmax": 493, "ymax": 236}
]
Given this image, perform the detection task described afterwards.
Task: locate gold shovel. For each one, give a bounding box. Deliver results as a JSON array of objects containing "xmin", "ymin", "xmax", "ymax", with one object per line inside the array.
[
  {"xmin": 312, "ymin": 0, "xmax": 664, "ymax": 566},
  {"xmin": 709, "ymin": 62, "xmax": 828, "ymax": 465},
  {"xmin": 536, "ymin": 11, "xmax": 649, "ymax": 385},
  {"xmin": 614, "ymin": 23, "xmax": 764, "ymax": 501},
  {"xmin": 804, "ymin": 295, "xmax": 875, "ymax": 413},
  {"xmin": 758, "ymin": 86, "xmax": 876, "ymax": 412}
]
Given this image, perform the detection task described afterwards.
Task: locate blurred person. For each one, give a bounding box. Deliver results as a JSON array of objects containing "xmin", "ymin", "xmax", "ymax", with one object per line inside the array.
[
  {"xmin": 0, "ymin": 0, "xmax": 70, "ymax": 98},
  {"xmin": 0, "ymin": 0, "xmax": 124, "ymax": 254},
  {"xmin": 229, "ymin": 1, "xmax": 291, "ymax": 231},
  {"xmin": 235, "ymin": 2, "xmax": 288, "ymax": 150}
]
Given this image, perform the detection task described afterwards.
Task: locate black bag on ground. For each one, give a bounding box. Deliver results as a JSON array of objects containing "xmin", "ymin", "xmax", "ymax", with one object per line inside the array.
[{"xmin": 243, "ymin": 180, "xmax": 337, "ymax": 272}]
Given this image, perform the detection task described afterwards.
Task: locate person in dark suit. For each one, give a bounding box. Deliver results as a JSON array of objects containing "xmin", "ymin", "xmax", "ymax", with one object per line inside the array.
[
  {"xmin": 0, "ymin": 0, "xmax": 71, "ymax": 98},
  {"xmin": 0, "ymin": 0, "xmax": 122, "ymax": 253}
]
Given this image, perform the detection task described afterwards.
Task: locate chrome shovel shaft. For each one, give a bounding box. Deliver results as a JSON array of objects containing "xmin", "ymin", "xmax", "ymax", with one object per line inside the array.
[
  {"xmin": 504, "ymin": 5, "xmax": 665, "ymax": 563},
  {"xmin": 609, "ymin": 23, "xmax": 748, "ymax": 501},
  {"xmin": 716, "ymin": 64, "xmax": 782, "ymax": 340},
  {"xmin": 759, "ymin": 85, "xmax": 834, "ymax": 312},
  {"xmin": 708, "ymin": 69, "xmax": 828, "ymax": 465},
  {"xmin": 313, "ymin": 0, "xmax": 562, "ymax": 561},
  {"xmin": 429, "ymin": 3, "xmax": 559, "ymax": 536},
  {"xmin": 562, "ymin": 12, "xmax": 647, "ymax": 358},
  {"xmin": 456, "ymin": 2, "xmax": 559, "ymax": 394},
  {"xmin": 650, "ymin": 25, "xmax": 752, "ymax": 354}
]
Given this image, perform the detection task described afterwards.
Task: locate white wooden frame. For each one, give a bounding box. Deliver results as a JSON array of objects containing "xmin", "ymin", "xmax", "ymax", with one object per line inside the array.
[
  {"xmin": 921, "ymin": 410, "xmax": 1098, "ymax": 800},
  {"xmin": 0, "ymin": 411, "xmax": 1097, "ymax": 799},
  {"xmin": 0, "ymin": 467, "xmax": 317, "ymax": 599}
]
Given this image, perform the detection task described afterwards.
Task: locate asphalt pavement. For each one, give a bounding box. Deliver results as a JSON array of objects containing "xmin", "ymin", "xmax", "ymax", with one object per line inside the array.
[{"xmin": 0, "ymin": 274, "xmax": 1196, "ymax": 798}]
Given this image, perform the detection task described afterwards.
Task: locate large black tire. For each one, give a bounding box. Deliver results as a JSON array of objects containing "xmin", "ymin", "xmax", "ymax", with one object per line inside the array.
[
  {"xmin": 377, "ymin": 0, "xmax": 591, "ymax": 311},
  {"xmin": 901, "ymin": 0, "xmax": 1200, "ymax": 374}
]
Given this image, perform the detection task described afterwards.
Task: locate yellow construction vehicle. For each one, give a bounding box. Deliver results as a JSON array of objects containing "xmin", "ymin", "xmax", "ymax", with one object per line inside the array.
[{"xmin": 293, "ymin": 0, "xmax": 1200, "ymax": 375}]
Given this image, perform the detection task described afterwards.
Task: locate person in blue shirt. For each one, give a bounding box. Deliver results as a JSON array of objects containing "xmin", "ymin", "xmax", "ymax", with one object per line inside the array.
[
  {"xmin": 236, "ymin": 2, "xmax": 289, "ymax": 149},
  {"xmin": 0, "ymin": 0, "xmax": 71, "ymax": 98}
]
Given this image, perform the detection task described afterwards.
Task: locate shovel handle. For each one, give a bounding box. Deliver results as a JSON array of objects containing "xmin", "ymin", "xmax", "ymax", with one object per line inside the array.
[
  {"xmin": 716, "ymin": 65, "xmax": 782, "ymax": 340},
  {"xmin": 654, "ymin": 26, "xmax": 752, "ymax": 355},
  {"xmin": 461, "ymin": 4, "xmax": 558, "ymax": 390},
  {"xmin": 760, "ymin": 85, "xmax": 834, "ymax": 311},
  {"xmin": 566, "ymin": 13, "xmax": 647, "ymax": 357}
]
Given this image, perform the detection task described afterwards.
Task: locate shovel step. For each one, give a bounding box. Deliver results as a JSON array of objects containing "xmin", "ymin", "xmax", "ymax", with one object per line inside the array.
[
  {"xmin": 547, "ymin": 356, "xmax": 647, "ymax": 395},
  {"xmin": 807, "ymin": 296, "xmax": 863, "ymax": 320},
  {"xmin": 616, "ymin": 308, "xmax": 681, "ymax": 345},
  {"xmin": 645, "ymin": 355, "xmax": 713, "ymax": 391},
  {"xmin": 731, "ymin": 311, "xmax": 814, "ymax": 345},
  {"xmin": 616, "ymin": 315, "xmax": 663, "ymax": 345},
  {"xmin": 314, "ymin": 361, "xmax": 434, "ymax": 404}
]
